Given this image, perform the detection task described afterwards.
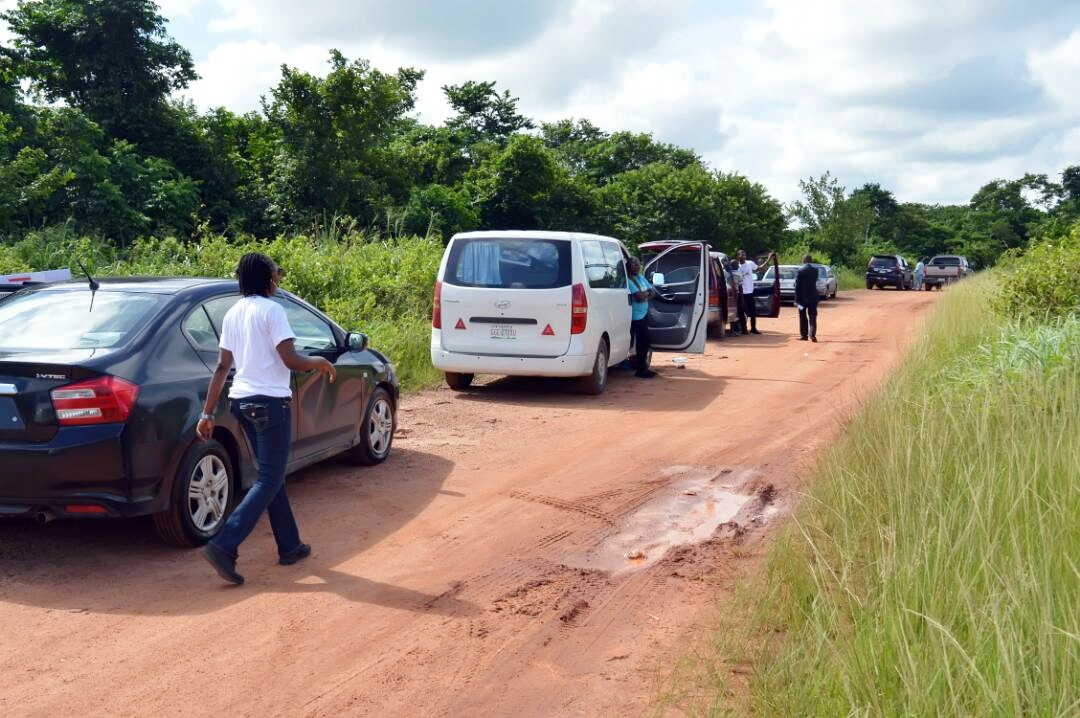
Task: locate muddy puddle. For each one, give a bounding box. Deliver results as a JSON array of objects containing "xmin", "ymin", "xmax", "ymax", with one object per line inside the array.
[{"xmin": 569, "ymin": 467, "xmax": 755, "ymax": 573}]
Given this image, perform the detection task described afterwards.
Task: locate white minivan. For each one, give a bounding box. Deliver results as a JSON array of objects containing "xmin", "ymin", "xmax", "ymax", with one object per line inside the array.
[{"xmin": 430, "ymin": 230, "xmax": 709, "ymax": 394}]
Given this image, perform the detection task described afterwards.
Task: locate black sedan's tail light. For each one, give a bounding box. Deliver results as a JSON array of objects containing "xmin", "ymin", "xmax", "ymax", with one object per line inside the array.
[{"xmin": 50, "ymin": 376, "xmax": 139, "ymax": 426}]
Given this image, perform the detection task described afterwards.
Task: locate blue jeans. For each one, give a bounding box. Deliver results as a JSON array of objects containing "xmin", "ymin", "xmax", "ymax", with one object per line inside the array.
[{"xmin": 209, "ymin": 396, "xmax": 302, "ymax": 560}]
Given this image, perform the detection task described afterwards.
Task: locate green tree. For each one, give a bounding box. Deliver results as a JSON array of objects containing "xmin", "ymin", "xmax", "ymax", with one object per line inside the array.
[
  {"xmin": 1, "ymin": 0, "xmax": 197, "ymax": 149},
  {"xmin": 443, "ymin": 80, "xmax": 533, "ymax": 145},
  {"xmin": 263, "ymin": 51, "xmax": 423, "ymax": 228},
  {"xmin": 466, "ymin": 134, "xmax": 575, "ymax": 230},
  {"xmin": 788, "ymin": 172, "xmax": 873, "ymax": 266}
]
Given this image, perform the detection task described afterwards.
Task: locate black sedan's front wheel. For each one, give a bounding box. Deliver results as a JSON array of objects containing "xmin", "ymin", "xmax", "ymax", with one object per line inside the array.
[
  {"xmin": 154, "ymin": 439, "xmax": 235, "ymax": 547},
  {"xmin": 348, "ymin": 386, "xmax": 395, "ymax": 466}
]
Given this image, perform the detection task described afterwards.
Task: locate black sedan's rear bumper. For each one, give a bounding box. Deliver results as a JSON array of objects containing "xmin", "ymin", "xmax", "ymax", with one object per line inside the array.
[{"xmin": 0, "ymin": 424, "xmax": 146, "ymax": 519}]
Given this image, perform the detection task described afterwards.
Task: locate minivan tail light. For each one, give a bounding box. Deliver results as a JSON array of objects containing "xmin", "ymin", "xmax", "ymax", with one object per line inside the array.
[
  {"xmin": 432, "ymin": 280, "xmax": 443, "ymax": 329},
  {"xmin": 51, "ymin": 376, "xmax": 139, "ymax": 426},
  {"xmin": 571, "ymin": 283, "xmax": 588, "ymax": 334}
]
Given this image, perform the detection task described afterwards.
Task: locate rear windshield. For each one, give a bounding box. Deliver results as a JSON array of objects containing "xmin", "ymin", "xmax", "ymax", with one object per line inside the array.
[
  {"xmin": 444, "ymin": 238, "xmax": 572, "ymax": 289},
  {"xmin": 930, "ymin": 257, "xmax": 960, "ymax": 266},
  {"xmin": 0, "ymin": 289, "xmax": 165, "ymax": 351},
  {"xmin": 870, "ymin": 256, "xmax": 898, "ymax": 268}
]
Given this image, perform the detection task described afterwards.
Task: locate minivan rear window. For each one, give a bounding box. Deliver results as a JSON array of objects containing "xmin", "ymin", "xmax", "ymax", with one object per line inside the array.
[
  {"xmin": 0, "ymin": 289, "xmax": 164, "ymax": 351},
  {"xmin": 870, "ymin": 256, "xmax": 898, "ymax": 268},
  {"xmin": 445, "ymin": 238, "xmax": 572, "ymax": 289}
]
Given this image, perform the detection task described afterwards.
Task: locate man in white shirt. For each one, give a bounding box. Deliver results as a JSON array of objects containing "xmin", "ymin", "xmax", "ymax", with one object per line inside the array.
[{"xmin": 735, "ymin": 249, "xmax": 774, "ymax": 335}]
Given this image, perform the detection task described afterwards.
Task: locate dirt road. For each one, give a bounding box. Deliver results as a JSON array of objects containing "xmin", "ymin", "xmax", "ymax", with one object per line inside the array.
[{"xmin": 0, "ymin": 289, "xmax": 936, "ymax": 717}]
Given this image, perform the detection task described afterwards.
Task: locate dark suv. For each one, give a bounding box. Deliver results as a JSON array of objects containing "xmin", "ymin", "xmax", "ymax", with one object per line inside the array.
[{"xmin": 866, "ymin": 254, "xmax": 913, "ymax": 290}]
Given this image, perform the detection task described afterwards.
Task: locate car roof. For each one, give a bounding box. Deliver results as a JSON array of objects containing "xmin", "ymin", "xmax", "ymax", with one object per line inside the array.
[
  {"xmin": 451, "ymin": 230, "xmax": 622, "ymax": 243},
  {"xmin": 17, "ymin": 276, "xmax": 238, "ymax": 297}
]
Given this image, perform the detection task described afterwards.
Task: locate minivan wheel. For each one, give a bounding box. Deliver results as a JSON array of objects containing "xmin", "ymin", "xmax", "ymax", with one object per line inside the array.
[
  {"xmin": 348, "ymin": 387, "xmax": 396, "ymax": 466},
  {"xmin": 445, "ymin": 371, "xmax": 473, "ymax": 391},
  {"xmin": 153, "ymin": 439, "xmax": 234, "ymax": 547},
  {"xmin": 866, "ymin": 281, "xmax": 873, "ymax": 290},
  {"xmin": 580, "ymin": 339, "xmax": 609, "ymax": 395}
]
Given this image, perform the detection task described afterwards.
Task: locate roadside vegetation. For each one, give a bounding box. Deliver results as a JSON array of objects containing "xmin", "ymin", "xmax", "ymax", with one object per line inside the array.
[
  {"xmin": 659, "ymin": 225, "xmax": 1080, "ymax": 715},
  {"xmin": 0, "ymin": 226, "xmax": 443, "ymax": 391}
]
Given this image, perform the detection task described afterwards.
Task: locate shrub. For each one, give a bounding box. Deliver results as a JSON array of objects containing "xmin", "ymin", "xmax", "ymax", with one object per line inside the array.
[{"xmin": 994, "ymin": 223, "xmax": 1080, "ymax": 321}]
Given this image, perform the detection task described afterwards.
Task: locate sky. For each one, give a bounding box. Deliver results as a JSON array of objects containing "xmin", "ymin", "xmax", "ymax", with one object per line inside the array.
[{"xmin": 5, "ymin": 0, "xmax": 1080, "ymax": 206}]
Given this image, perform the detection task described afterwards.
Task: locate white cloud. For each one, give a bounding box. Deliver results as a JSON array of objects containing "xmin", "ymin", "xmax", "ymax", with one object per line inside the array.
[
  {"xmin": 1028, "ymin": 31, "xmax": 1080, "ymax": 111},
  {"xmin": 180, "ymin": 41, "xmax": 332, "ymax": 111}
]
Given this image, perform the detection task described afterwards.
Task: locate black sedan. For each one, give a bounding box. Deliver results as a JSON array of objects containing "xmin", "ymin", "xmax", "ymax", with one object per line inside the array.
[{"xmin": 0, "ymin": 277, "xmax": 399, "ymax": 546}]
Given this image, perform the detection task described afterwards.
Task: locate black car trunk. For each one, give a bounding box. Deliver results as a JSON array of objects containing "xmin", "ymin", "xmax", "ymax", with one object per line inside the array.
[{"xmin": 0, "ymin": 356, "xmax": 100, "ymax": 444}]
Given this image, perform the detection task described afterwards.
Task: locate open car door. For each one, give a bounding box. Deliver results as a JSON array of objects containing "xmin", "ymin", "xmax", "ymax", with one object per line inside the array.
[
  {"xmin": 642, "ymin": 241, "xmax": 709, "ymax": 353},
  {"xmin": 752, "ymin": 252, "xmax": 782, "ymax": 318}
]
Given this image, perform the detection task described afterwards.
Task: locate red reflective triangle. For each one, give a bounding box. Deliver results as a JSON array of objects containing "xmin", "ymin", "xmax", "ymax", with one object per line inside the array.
[
  {"xmin": 455, "ymin": 318, "xmax": 466, "ymax": 330},
  {"xmin": 541, "ymin": 324, "xmax": 555, "ymax": 336}
]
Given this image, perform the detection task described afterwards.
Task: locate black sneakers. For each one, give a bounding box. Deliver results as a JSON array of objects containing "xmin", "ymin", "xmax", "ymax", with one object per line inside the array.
[
  {"xmin": 279, "ymin": 543, "xmax": 312, "ymax": 565},
  {"xmin": 635, "ymin": 369, "xmax": 657, "ymax": 378},
  {"xmin": 202, "ymin": 543, "xmax": 244, "ymax": 585}
]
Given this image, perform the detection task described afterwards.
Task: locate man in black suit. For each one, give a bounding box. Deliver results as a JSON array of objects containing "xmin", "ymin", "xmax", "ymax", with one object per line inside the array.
[{"xmin": 794, "ymin": 254, "xmax": 820, "ymax": 342}]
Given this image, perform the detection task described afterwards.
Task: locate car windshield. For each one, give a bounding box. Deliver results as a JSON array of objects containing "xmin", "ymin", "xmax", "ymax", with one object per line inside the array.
[
  {"xmin": 870, "ymin": 257, "xmax": 897, "ymax": 268},
  {"xmin": 0, "ymin": 289, "xmax": 165, "ymax": 351},
  {"xmin": 444, "ymin": 238, "xmax": 572, "ymax": 289}
]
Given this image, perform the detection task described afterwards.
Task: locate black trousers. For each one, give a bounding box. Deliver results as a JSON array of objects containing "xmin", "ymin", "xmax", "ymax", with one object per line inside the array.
[
  {"xmin": 799, "ymin": 303, "xmax": 818, "ymax": 339},
  {"xmin": 739, "ymin": 293, "xmax": 757, "ymax": 333},
  {"xmin": 631, "ymin": 317, "xmax": 650, "ymax": 372}
]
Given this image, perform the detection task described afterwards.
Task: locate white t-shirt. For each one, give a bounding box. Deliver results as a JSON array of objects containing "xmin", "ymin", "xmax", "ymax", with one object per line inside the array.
[
  {"xmin": 219, "ymin": 296, "xmax": 296, "ymax": 399},
  {"xmin": 737, "ymin": 260, "xmax": 759, "ymax": 295}
]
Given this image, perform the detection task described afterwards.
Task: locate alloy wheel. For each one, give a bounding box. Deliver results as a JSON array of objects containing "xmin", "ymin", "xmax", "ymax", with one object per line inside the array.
[
  {"xmin": 367, "ymin": 397, "xmax": 394, "ymax": 457},
  {"xmin": 187, "ymin": 454, "xmax": 230, "ymax": 533}
]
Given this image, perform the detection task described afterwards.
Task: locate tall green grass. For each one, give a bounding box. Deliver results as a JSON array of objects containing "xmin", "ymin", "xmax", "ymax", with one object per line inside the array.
[
  {"xmin": 1, "ymin": 230, "xmax": 444, "ymax": 391},
  {"xmin": 663, "ymin": 274, "xmax": 1080, "ymax": 716}
]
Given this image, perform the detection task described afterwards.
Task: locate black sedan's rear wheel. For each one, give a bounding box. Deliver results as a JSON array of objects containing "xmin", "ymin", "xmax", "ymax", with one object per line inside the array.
[
  {"xmin": 348, "ymin": 386, "xmax": 395, "ymax": 466},
  {"xmin": 154, "ymin": 439, "xmax": 235, "ymax": 547}
]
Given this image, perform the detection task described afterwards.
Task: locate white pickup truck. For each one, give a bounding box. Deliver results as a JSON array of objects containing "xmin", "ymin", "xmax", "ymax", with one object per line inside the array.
[{"xmin": 923, "ymin": 255, "xmax": 971, "ymax": 290}]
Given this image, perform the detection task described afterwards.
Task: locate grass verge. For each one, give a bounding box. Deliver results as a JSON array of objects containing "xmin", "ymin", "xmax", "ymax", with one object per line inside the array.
[{"xmin": 658, "ymin": 274, "xmax": 1080, "ymax": 716}]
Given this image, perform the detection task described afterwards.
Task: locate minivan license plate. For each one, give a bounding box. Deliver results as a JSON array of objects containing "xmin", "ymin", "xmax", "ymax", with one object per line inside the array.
[{"xmin": 489, "ymin": 324, "xmax": 517, "ymax": 340}]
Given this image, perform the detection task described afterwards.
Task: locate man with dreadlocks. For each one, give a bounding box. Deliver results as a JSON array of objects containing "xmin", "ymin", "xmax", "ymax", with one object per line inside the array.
[{"xmin": 196, "ymin": 252, "xmax": 336, "ymax": 585}]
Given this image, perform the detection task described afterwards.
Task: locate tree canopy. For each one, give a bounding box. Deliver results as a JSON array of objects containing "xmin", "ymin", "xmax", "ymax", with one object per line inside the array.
[{"xmin": 0, "ymin": 0, "xmax": 1073, "ymax": 267}]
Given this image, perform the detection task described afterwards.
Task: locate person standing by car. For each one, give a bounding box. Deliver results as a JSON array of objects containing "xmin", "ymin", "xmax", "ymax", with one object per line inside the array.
[
  {"xmin": 627, "ymin": 256, "xmax": 657, "ymax": 378},
  {"xmin": 914, "ymin": 257, "xmax": 926, "ymax": 291},
  {"xmin": 735, "ymin": 249, "xmax": 774, "ymax": 335},
  {"xmin": 196, "ymin": 252, "xmax": 337, "ymax": 585},
  {"xmin": 794, "ymin": 254, "xmax": 820, "ymax": 343}
]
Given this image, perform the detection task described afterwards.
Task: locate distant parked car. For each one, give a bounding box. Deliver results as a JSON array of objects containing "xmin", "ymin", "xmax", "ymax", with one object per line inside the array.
[
  {"xmin": 923, "ymin": 255, "xmax": 971, "ymax": 290},
  {"xmin": 865, "ymin": 254, "xmax": 913, "ymax": 290},
  {"xmin": 814, "ymin": 264, "xmax": 838, "ymax": 299},
  {"xmin": 760, "ymin": 264, "xmax": 800, "ymax": 303},
  {"xmin": 0, "ymin": 277, "xmax": 399, "ymax": 546}
]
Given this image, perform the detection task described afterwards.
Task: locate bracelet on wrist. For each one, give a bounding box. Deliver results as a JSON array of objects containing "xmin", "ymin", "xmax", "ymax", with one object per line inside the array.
[{"xmin": 200, "ymin": 412, "xmax": 214, "ymax": 422}]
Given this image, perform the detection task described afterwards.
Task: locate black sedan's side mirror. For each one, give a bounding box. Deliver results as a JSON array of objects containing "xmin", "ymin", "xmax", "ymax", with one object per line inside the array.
[{"xmin": 346, "ymin": 331, "xmax": 368, "ymax": 352}]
